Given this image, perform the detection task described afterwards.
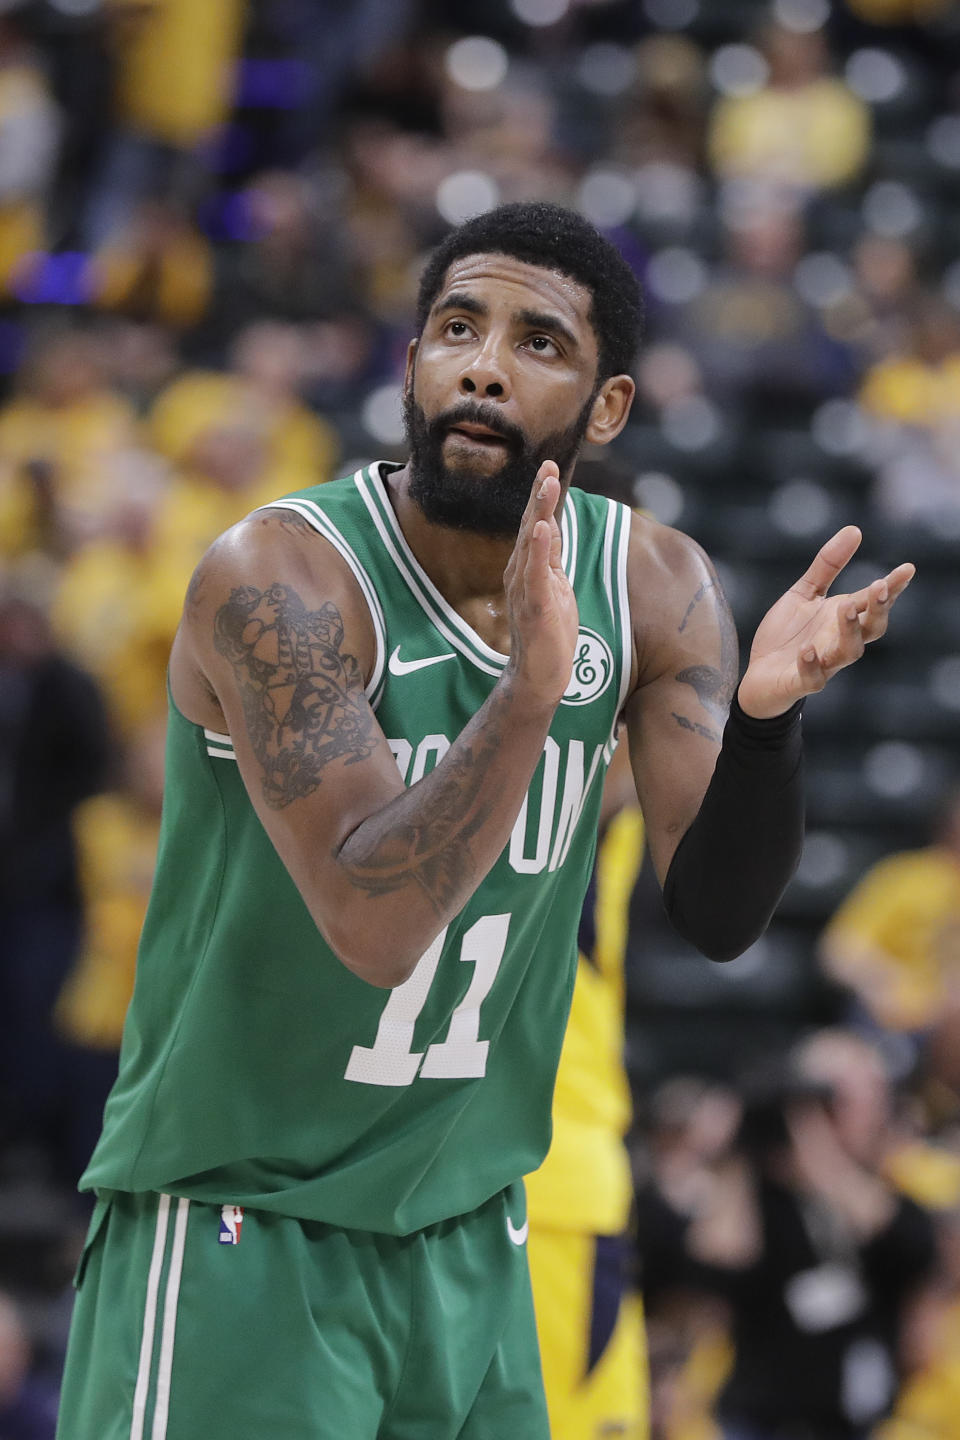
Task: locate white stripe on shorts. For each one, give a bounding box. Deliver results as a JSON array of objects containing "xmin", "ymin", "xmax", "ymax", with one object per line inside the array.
[
  {"xmin": 151, "ymin": 1197, "xmax": 190, "ymax": 1440},
  {"xmin": 130, "ymin": 1194, "xmax": 171, "ymax": 1440},
  {"xmin": 129, "ymin": 1194, "xmax": 191, "ymax": 1440}
]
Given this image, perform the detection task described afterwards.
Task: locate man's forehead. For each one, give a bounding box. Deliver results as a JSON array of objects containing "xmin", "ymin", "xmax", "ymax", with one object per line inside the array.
[{"xmin": 435, "ymin": 252, "xmax": 593, "ymax": 326}]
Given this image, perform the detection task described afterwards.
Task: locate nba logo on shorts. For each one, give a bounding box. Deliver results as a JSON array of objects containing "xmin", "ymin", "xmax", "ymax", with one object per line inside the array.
[{"xmin": 218, "ymin": 1204, "xmax": 244, "ymax": 1244}]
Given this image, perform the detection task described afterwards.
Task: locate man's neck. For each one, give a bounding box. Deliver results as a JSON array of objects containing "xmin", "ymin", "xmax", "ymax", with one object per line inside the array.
[{"xmin": 382, "ymin": 462, "xmax": 527, "ymax": 607}]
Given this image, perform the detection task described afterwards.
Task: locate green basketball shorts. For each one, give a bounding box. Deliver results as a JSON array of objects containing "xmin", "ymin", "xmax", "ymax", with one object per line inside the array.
[{"xmin": 56, "ymin": 1182, "xmax": 549, "ymax": 1439}]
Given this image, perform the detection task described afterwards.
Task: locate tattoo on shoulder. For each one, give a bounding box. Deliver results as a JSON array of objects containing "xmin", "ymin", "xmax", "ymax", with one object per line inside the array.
[
  {"xmin": 678, "ymin": 579, "xmax": 716, "ymax": 634},
  {"xmin": 259, "ymin": 508, "xmax": 318, "ymax": 540},
  {"xmin": 213, "ymin": 583, "xmax": 375, "ymax": 808},
  {"xmin": 184, "ymin": 565, "xmax": 207, "ymax": 617},
  {"xmin": 675, "ymin": 572, "xmax": 738, "ymax": 724}
]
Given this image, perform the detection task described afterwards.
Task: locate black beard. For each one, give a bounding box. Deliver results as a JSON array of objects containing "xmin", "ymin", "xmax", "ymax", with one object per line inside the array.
[{"xmin": 402, "ymin": 390, "xmax": 596, "ymax": 538}]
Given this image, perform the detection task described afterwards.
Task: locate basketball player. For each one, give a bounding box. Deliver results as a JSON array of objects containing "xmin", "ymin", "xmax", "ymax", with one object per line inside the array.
[{"xmin": 56, "ymin": 203, "xmax": 913, "ymax": 1440}]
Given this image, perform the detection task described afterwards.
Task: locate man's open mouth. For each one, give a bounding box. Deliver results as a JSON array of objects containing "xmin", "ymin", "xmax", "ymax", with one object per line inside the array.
[{"xmin": 447, "ymin": 424, "xmax": 510, "ymax": 447}]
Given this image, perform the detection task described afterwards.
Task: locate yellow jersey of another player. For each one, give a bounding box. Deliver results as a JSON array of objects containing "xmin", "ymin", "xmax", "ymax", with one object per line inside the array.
[{"xmin": 525, "ymin": 805, "xmax": 643, "ymax": 1233}]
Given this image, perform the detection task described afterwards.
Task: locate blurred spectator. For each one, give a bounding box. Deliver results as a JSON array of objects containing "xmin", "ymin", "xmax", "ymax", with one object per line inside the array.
[
  {"xmin": 0, "ymin": 326, "xmax": 138, "ymax": 558},
  {"xmin": 634, "ymin": 1077, "xmax": 743, "ymax": 1440},
  {"xmin": 818, "ymin": 787, "xmax": 960, "ymax": 1043},
  {"xmin": 860, "ymin": 295, "xmax": 960, "ymax": 429},
  {"xmin": 53, "ymin": 715, "xmax": 164, "ymax": 1182},
  {"xmin": 0, "ymin": 571, "xmax": 110, "ymax": 1168},
  {"xmin": 248, "ymin": 0, "xmax": 417, "ymax": 164},
  {"xmin": 88, "ymin": 198, "xmax": 214, "ymax": 330},
  {"xmin": 613, "ymin": 35, "xmax": 708, "ymax": 173},
  {"xmin": 49, "ymin": 455, "xmax": 181, "ymax": 736},
  {"xmin": 678, "ymin": 1031, "xmax": 938, "ymax": 1440},
  {"xmin": 440, "ymin": 64, "xmax": 573, "ymax": 207},
  {"xmin": 84, "ymin": 0, "xmax": 247, "ymax": 247},
  {"xmin": 0, "ymin": 1290, "xmax": 58, "ymax": 1440},
  {"xmin": 664, "ymin": 194, "xmax": 853, "ymax": 420},
  {"xmin": 636, "ymin": 1076, "xmax": 743, "ymax": 1308},
  {"xmin": 858, "ymin": 294, "xmax": 960, "ymax": 525},
  {"xmin": 300, "ymin": 309, "xmax": 386, "ymax": 416},
  {"xmin": 708, "ymin": 19, "xmax": 871, "ymax": 197},
  {"xmin": 822, "ymin": 235, "xmax": 921, "ymax": 369},
  {"xmin": 201, "ymin": 169, "xmax": 359, "ymax": 355},
  {"xmin": 340, "ymin": 113, "xmax": 448, "ymax": 324},
  {"xmin": 148, "ymin": 318, "xmax": 339, "ymax": 488},
  {"xmin": 0, "ymin": 15, "xmax": 60, "ymax": 298},
  {"xmin": 875, "ymin": 1200, "xmax": 960, "ymax": 1440},
  {"xmin": 95, "ymin": 319, "xmax": 180, "ymax": 416}
]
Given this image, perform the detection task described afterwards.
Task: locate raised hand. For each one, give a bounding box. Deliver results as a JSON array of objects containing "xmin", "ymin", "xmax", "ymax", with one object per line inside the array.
[
  {"xmin": 738, "ymin": 526, "xmax": 915, "ymax": 719},
  {"xmin": 502, "ymin": 460, "xmax": 579, "ymax": 707}
]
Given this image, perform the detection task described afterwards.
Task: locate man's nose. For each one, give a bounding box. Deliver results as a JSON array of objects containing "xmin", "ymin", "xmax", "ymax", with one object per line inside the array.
[{"xmin": 459, "ymin": 343, "xmax": 509, "ymax": 399}]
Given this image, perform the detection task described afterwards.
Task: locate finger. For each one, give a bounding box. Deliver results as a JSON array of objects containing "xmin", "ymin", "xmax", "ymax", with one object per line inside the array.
[
  {"xmin": 793, "ymin": 525, "xmax": 862, "ymax": 600},
  {"xmin": 853, "ymin": 578, "xmax": 891, "ymax": 643},
  {"xmin": 847, "ymin": 561, "xmax": 917, "ymax": 613},
  {"xmin": 850, "ymin": 563, "xmax": 916, "ymax": 643},
  {"xmin": 510, "ymin": 464, "xmax": 561, "ymax": 576},
  {"xmin": 814, "ymin": 601, "xmax": 866, "ymax": 675},
  {"xmin": 530, "ymin": 461, "xmax": 561, "ymax": 519},
  {"xmin": 882, "ymin": 560, "xmax": 916, "ymax": 599},
  {"xmin": 797, "ymin": 645, "xmax": 828, "ymax": 693},
  {"xmin": 523, "ymin": 518, "xmax": 554, "ymax": 591}
]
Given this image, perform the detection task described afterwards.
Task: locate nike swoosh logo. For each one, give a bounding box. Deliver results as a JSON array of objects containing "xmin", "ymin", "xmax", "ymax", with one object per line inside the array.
[
  {"xmin": 388, "ymin": 646, "xmax": 457, "ymax": 676},
  {"xmin": 506, "ymin": 1217, "xmax": 528, "ymax": 1246}
]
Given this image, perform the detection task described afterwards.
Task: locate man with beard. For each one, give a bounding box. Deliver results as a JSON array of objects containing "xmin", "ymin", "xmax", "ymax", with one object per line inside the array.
[{"xmin": 56, "ymin": 203, "xmax": 913, "ymax": 1440}]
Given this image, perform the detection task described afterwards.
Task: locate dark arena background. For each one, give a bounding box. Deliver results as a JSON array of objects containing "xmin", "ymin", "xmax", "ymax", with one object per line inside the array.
[{"xmin": 1, "ymin": 1, "xmax": 960, "ymax": 1435}]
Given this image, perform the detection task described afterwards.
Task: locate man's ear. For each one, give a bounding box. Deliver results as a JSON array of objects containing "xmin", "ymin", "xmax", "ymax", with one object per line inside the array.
[
  {"xmin": 584, "ymin": 375, "xmax": 635, "ymax": 447},
  {"xmin": 403, "ymin": 338, "xmax": 418, "ymax": 393}
]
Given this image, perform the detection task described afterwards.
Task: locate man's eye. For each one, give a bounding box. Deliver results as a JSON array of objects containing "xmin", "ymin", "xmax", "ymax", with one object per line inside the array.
[
  {"xmin": 445, "ymin": 321, "xmax": 471, "ymax": 338},
  {"xmin": 529, "ymin": 336, "xmax": 558, "ymax": 355}
]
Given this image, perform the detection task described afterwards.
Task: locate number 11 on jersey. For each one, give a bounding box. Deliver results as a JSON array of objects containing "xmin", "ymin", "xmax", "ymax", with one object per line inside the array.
[{"xmin": 344, "ymin": 913, "xmax": 511, "ymax": 1087}]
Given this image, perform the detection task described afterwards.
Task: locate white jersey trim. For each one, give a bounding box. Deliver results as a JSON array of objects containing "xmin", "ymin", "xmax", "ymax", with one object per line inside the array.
[
  {"xmin": 357, "ymin": 463, "xmax": 577, "ymax": 673},
  {"xmin": 357, "ymin": 465, "xmax": 506, "ymax": 676},
  {"xmin": 203, "ymin": 728, "xmax": 236, "ymax": 761}
]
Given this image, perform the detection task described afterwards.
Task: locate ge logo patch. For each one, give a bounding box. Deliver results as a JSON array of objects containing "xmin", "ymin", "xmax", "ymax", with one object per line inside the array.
[{"xmin": 562, "ymin": 627, "xmax": 614, "ymax": 706}]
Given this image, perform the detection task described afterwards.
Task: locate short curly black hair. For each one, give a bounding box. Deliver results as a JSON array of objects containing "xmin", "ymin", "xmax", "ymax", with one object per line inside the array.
[{"xmin": 416, "ymin": 202, "xmax": 643, "ymax": 383}]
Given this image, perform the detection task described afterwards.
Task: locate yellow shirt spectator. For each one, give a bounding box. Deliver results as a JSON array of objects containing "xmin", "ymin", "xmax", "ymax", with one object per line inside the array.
[
  {"xmin": 819, "ymin": 847, "xmax": 960, "ymax": 1033},
  {"xmin": 860, "ymin": 354, "xmax": 960, "ymax": 429},
  {"xmin": 147, "ymin": 360, "xmax": 339, "ymax": 487},
  {"xmin": 56, "ymin": 786, "xmax": 162, "ymax": 1051},
  {"xmin": 109, "ymin": 0, "xmax": 246, "ymax": 149},
  {"xmin": 52, "ymin": 525, "xmax": 186, "ymax": 735},
  {"xmin": 709, "ymin": 78, "xmax": 870, "ymax": 192},
  {"xmin": 0, "ymin": 330, "xmax": 139, "ymax": 556},
  {"xmin": 0, "ymin": 387, "xmax": 138, "ymax": 555}
]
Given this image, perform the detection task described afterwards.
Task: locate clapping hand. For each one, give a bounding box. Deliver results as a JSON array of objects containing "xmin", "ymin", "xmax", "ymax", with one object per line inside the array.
[{"xmin": 737, "ymin": 526, "xmax": 915, "ymax": 720}]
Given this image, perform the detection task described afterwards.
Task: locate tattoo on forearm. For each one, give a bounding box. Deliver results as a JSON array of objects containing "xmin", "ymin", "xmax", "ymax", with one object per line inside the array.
[
  {"xmin": 214, "ymin": 584, "xmax": 376, "ymax": 807},
  {"xmin": 672, "ymin": 711, "xmax": 722, "ymax": 744},
  {"xmin": 337, "ymin": 693, "xmax": 507, "ymax": 915}
]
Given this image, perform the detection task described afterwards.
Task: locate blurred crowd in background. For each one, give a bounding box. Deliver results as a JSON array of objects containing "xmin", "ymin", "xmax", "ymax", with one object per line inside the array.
[{"xmin": 1, "ymin": 0, "xmax": 960, "ymax": 1435}]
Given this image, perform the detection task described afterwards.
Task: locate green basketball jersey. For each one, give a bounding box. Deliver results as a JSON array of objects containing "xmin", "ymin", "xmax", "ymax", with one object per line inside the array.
[{"xmin": 83, "ymin": 463, "xmax": 633, "ymax": 1235}]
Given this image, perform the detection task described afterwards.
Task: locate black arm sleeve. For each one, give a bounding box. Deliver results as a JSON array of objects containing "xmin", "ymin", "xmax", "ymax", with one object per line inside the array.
[{"xmin": 662, "ymin": 695, "xmax": 805, "ymax": 962}]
